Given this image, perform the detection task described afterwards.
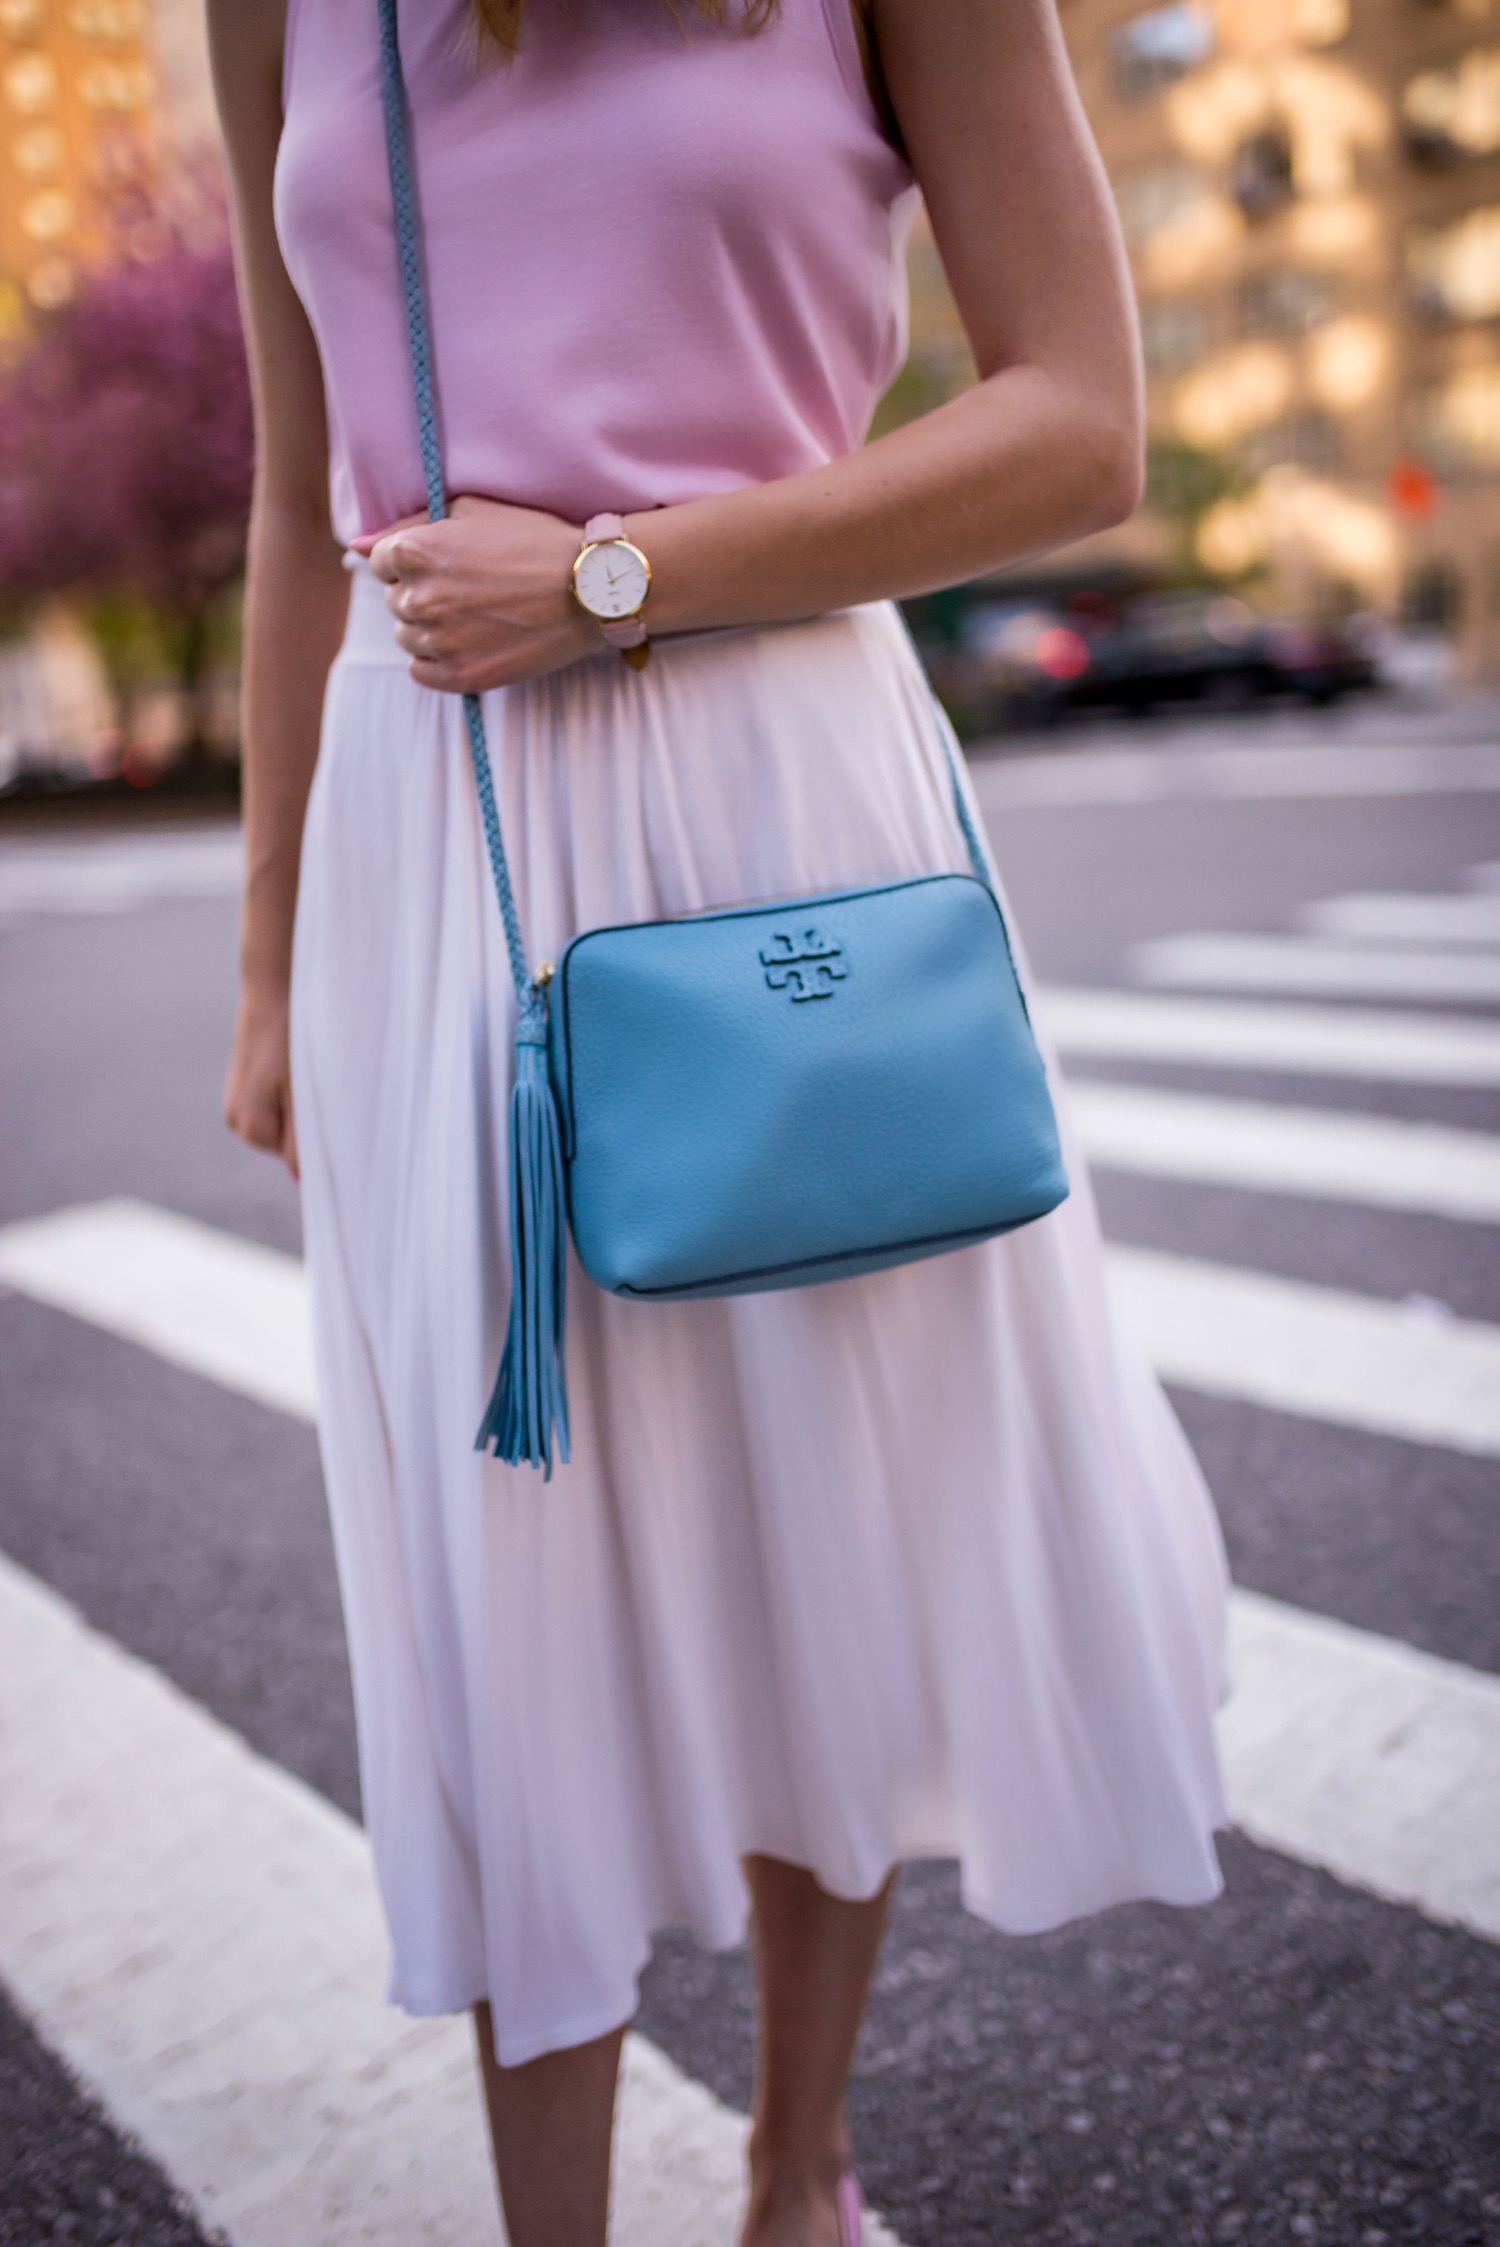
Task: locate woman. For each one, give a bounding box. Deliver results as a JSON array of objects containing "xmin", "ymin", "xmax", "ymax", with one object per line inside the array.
[{"xmin": 211, "ymin": 2, "xmax": 1229, "ymax": 2243}]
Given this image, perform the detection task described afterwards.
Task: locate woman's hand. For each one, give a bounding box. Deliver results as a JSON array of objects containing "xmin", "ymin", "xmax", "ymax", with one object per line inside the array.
[
  {"xmin": 352, "ymin": 495, "xmax": 597, "ymax": 694},
  {"xmin": 224, "ymin": 982, "xmax": 299, "ymax": 1181}
]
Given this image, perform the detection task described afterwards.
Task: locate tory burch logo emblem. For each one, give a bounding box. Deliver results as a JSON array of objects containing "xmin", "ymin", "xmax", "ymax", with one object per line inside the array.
[{"xmin": 760, "ymin": 926, "xmax": 849, "ymax": 1002}]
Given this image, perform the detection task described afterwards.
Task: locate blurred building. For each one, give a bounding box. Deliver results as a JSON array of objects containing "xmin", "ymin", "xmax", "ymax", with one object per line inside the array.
[
  {"xmin": 1061, "ymin": 0, "xmax": 1500, "ymax": 676},
  {"xmin": 0, "ymin": 0, "xmax": 214, "ymax": 339},
  {"xmin": 0, "ymin": 0, "xmax": 158, "ymax": 326},
  {"xmin": 149, "ymin": 0, "xmax": 218, "ymax": 159}
]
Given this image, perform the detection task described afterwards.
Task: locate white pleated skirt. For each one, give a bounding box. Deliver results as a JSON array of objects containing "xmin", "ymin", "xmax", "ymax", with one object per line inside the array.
[{"xmin": 289, "ymin": 561, "xmax": 1230, "ymax": 2066}]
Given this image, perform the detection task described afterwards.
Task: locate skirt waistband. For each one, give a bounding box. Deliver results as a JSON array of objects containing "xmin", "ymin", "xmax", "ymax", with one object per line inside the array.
[{"xmin": 339, "ymin": 555, "xmax": 424, "ymax": 668}]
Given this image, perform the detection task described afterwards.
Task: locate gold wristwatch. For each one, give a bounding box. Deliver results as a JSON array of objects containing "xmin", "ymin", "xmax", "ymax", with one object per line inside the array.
[{"xmin": 572, "ymin": 513, "xmax": 652, "ymax": 669}]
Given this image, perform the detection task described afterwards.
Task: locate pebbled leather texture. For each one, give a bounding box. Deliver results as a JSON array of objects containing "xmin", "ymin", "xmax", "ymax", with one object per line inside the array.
[{"xmin": 549, "ymin": 873, "xmax": 1069, "ymax": 1299}]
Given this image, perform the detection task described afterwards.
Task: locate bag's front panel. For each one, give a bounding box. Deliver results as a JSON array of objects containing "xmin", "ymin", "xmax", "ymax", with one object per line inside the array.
[{"xmin": 554, "ymin": 876, "xmax": 1068, "ymax": 1297}]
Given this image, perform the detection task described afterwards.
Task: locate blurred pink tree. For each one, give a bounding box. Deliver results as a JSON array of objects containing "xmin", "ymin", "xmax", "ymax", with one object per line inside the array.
[{"xmin": 0, "ymin": 218, "xmax": 254, "ymax": 754}]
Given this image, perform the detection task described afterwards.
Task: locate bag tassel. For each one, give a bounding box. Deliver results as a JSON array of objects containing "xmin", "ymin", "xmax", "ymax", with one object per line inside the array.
[{"xmin": 475, "ymin": 990, "xmax": 570, "ymax": 1478}]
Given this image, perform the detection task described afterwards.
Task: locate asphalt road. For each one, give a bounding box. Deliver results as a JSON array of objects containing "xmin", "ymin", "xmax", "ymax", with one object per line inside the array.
[{"xmin": 2, "ymin": 703, "xmax": 1498, "ymax": 2247}]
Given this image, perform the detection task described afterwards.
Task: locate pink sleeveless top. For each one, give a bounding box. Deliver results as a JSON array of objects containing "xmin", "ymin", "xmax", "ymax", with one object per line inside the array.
[{"xmin": 274, "ymin": 0, "xmax": 917, "ymax": 543}]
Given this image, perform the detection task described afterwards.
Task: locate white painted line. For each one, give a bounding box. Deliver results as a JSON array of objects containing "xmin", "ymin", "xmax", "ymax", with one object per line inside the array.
[
  {"xmin": 1039, "ymin": 985, "xmax": 1500, "ymax": 1086},
  {"xmin": 0, "ymin": 828, "xmax": 242, "ymax": 918},
  {"xmin": 1224, "ymin": 1590, "xmax": 1500, "ymax": 1942},
  {"xmin": 7, "ymin": 1201, "xmax": 1500, "ymax": 1465},
  {"xmin": 1108, "ymin": 1245, "xmax": 1500, "ymax": 1459},
  {"xmin": 1130, "ymin": 933, "xmax": 1500, "ymax": 1004},
  {"xmin": 0, "ymin": 1554, "xmax": 905, "ymax": 2247},
  {"xmin": 1070, "ymin": 1079, "xmax": 1500, "ymax": 1223},
  {"xmin": 1, "ymin": 1212, "xmax": 1497, "ymax": 2247},
  {"xmin": 1299, "ymin": 892, "xmax": 1500, "ymax": 947},
  {"xmin": 973, "ymin": 739, "xmax": 1500, "ymax": 811},
  {"xmin": 0, "ymin": 1200, "xmax": 316, "ymax": 1422},
  {"xmin": 1, "ymin": 1558, "xmax": 1495, "ymax": 2247}
]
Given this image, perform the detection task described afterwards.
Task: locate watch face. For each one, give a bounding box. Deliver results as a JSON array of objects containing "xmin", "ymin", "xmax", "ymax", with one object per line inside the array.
[{"xmin": 574, "ymin": 538, "xmax": 650, "ymax": 621}]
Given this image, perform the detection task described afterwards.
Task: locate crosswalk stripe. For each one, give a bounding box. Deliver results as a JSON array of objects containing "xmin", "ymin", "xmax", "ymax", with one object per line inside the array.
[
  {"xmin": 1130, "ymin": 933, "xmax": 1500, "ymax": 1003},
  {"xmin": 3, "ymin": 1193, "xmax": 1498, "ymax": 2238},
  {"xmin": 1109, "ymin": 1245, "xmax": 1500, "ymax": 1458},
  {"xmin": 1070, "ymin": 1079, "xmax": 1500, "ymax": 1223},
  {"xmin": 0, "ymin": 1200, "xmax": 316, "ymax": 1421},
  {"xmin": 2, "ymin": 1552, "xmax": 1494, "ymax": 2247},
  {"xmin": 1300, "ymin": 892, "xmax": 1500, "ymax": 947},
  {"xmin": 972, "ymin": 739, "xmax": 1500, "ymax": 811},
  {"xmin": 0, "ymin": 830, "xmax": 243, "ymax": 919},
  {"xmin": 5, "ymin": 1198, "xmax": 1499, "ymax": 1462},
  {"xmin": 0, "ymin": 1552, "xmax": 902, "ymax": 2247},
  {"xmin": 1224, "ymin": 1590, "xmax": 1500, "ymax": 1941},
  {"xmin": 1039, "ymin": 985, "xmax": 1500, "ymax": 1085}
]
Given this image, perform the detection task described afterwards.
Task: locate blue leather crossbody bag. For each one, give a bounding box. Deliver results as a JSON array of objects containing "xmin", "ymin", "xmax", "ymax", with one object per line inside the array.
[{"xmin": 377, "ymin": 0, "xmax": 1068, "ymax": 1476}]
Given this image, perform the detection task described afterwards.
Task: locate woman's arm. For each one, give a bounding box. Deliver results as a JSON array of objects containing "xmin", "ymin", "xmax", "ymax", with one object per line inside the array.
[
  {"xmin": 366, "ymin": 0, "xmax": 1141, "ymax": 695},
  {"xmin": 209, "ymin": 0, "xmax": 350, "ymax": 1174},
  {"xmin": 650, "ymin": 0, "xmax": 1143, "ymax": 618}
]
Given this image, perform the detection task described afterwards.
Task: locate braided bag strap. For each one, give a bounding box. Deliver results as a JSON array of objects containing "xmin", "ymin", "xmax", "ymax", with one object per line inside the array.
[
  {"xmin": 376, "ymin": 0, "xmax": 569, "ymax": 1475},
  {"xmin": 375, "ymin": 0, "xmax": 535, "ymax": 1017}
]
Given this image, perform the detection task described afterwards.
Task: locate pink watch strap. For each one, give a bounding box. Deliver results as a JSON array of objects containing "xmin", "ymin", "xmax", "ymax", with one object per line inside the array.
[
  {"xmin": 601, "ymin": 615, "xmax": 648, "ymax": 649},
  {"xmin": 581, "ymin": 513, "xmax": 648, "ymax": 652}
]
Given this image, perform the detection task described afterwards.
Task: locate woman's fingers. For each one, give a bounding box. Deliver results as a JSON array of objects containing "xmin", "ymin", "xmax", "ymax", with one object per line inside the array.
[
  {"xmin": 350, "ymin": 508, "xmax": 430, "ymax": 567},
  {"xmin": 225, "ymin": 1079, "xmax": 287, "ymax": 1154},
  {"xmin": 368, "ymin": 530, "xmax": 417, "ymax": 585},
  {"xmin": 281, "ymin": 1089, "xmax": 301, "ymax": 1183},
  {"xmin": 369, "ymin": 522, "xmax": 445, "ymax": 585},
  {"xmin": 394, "ymin": 582, "xmax": 437, "ymax": 624},
  {"xmin": 223, "ymin": 992, "xmax": 297, "ymax": 1165},
  {"xmin": 393, "ymin": 615, "xmax": 442, "ymax": 661},
  {"xmin": 352, "ymin": 497, "xmax": 591, "ymax": 689}
]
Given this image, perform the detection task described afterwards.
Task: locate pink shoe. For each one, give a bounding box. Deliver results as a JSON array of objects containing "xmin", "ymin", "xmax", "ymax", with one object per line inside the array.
[{"xmin": 836, "ymin": 2173, "xmax": 865, "ymax": 2247}]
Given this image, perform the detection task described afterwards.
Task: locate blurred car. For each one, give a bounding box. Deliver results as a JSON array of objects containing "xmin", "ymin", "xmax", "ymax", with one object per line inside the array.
[
  {"xmin": 924, "ymin": 591, "xmax": 1374, "ymax": 730},
  {"xmin": 1258, "ymin": 615, "xmax": 1379, "ymax": 708},
  {"xmin": 956, "ymin": 602, "xmax": 1093, "ymax": 722},
  {"xmin": 1348, "ymin": 619, "xmax": 1457, "ymax": 702}
]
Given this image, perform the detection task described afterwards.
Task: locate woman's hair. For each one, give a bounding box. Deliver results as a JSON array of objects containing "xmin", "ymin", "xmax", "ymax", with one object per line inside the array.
[{"xmin": 472, "ymin": 0, "xmax": 778, "ymax": 53}]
